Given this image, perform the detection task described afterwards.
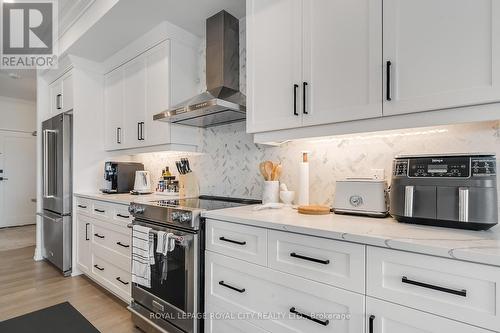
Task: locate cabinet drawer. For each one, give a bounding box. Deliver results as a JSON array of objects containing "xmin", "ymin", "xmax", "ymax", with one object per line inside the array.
[
  {"xmin": 268, "ymin": 230, "xmax": 365, "ymax": 293},
  {"xmin": 75, "ymin": 198, "xmax": 91, "ymax": 214},
  {"xmin": 92, "ymin": 221, "xmax": 131, "ymax": 261},
  {"xmin": 112, "ymin": 205, "xmax": 133, "ymax": 224},
  {"xmin": 206, "ymin": 251, "xmax": 364, "ymax": 333},
  {"xmin": 92, "ymin": 202, "xmax": 112, "ymax": 219},
  {"xmin": 367, "ymin": 297, "xmax": 491, "ymax": 333},
  {"xmin": 206, "ymin": 219, "xmax": 267, "ymax": 266},
  {"xmin": 92, "ymin": 253, "xmax": 131, "ymax": 298},
  {"xmin": 205, "ymin": 302, "xmax": 270, "ymax": 333},
  {"xmin": 367, "ymin": 246, "xmax": 500, "ymax": 331}
]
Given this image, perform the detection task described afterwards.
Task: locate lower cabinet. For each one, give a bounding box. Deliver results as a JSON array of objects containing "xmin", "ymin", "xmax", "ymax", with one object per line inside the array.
[
  {"xmin": 76, "ymin": 213, "xmax": 92, "ymax": 274},
  {"xmin": 366, "ymin": 297, "xmax": 491, "ymax": 333},
  {"xmin": 205, "ymin": 302, "xmax": 270, "ymax": 333},
  {"xmin": 206, "ymin": 251, "xmax": 364, "ymax": 333}
]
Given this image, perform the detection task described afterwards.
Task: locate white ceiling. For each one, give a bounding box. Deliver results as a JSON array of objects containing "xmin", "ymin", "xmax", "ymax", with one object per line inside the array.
[
  {"xmin": 67, "ymin": 0, "xmax": 246, "ymax": 62},
  {"xmin": 0, "ymin": 69, "xmax": 37, "ymax": 101}
]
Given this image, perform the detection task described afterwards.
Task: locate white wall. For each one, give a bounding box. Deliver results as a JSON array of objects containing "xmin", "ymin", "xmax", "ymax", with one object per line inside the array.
[{"xmin": 0, "ymin": 96, "xmax": 36, "ymax": 133}]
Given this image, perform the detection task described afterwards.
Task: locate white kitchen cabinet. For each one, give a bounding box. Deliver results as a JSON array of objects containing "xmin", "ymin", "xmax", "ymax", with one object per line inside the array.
[
  {"xmin": 246, "ymin": 0, "xmax": 303, "ymax": 132},
  {"xmin": 49, "ymin": 79, "xmax": 62, "ymax": 117},
  {"xmin": 76, "ymin": 212, "xmax": 92, "ymax": 274},
  {"xmin": 123, "ymin": 55, "xmax": 147, "ymax": 148},
  {"xmin": 61, "ymin": 72, "xmax": 74, "ymax": 112},
  {"xmin": 366, "ymin": 297, "xmax": 491, "ymax": 333},
  {"xmin": 301, "ymin": 0, "xmax": 382, "ymax": 126},
  {"xmin": 48, "ymin": 71, "xmax": 74, "ymax": 119},
  {"xmin": 104, "ymin": 68, "xmax": 124, "ymax": 150},
  {"xmin": 383, "ymin": 0, "xmax": 500, "ymax": 116}
]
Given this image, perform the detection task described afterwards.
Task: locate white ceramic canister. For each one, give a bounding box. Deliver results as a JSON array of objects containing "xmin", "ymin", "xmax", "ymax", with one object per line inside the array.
[{"xmin": 262, "ymin": 181, "xmax": 280, "ymax": 204}]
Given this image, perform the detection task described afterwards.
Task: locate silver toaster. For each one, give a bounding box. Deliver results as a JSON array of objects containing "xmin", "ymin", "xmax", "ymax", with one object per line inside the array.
[
  {"xmin": 390, "ymin": 153, "xmax": 498, "ymax": 230},
  {"xmin": 333, "ymin": 179, "xmax": 389, "ymax": 217}
]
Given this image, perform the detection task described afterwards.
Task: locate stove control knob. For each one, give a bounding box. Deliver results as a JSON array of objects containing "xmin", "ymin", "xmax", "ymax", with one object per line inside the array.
[
  {"xmin": 171, "ymin": 211, "xmax": 181, "ymax": 221},
  {"xmin": 128, "ymin": 205, "xmax": 136, "ymax": 214},
  {"xmin": 180, "ymin": 212, "xmax": 191, "ymax": 223},
  {"xmin": 135, "ymin": 206, "xmax": 145, "ymax": 214}
]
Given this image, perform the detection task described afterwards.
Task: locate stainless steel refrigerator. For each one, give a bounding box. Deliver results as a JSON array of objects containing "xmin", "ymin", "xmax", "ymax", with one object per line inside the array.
[{"xmin": 40, "ymin": 113, "xmax": 72, "ymax": 276}]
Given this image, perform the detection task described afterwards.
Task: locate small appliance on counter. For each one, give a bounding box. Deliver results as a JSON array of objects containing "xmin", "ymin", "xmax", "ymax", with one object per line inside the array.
[
  {"xmin": 131, "ymin": 170, "xmax": 153, "ymax": 195},
  {"xmin": 390, "ymin": 153, "xmax": 498, "ymax": 230},
  {"xmin": 101, "ymin": 161, "xmax": 144, "ymax": 194},
  {"xmin": 333, "ymin": 178, "xmax": 389, "ymax": 217}
]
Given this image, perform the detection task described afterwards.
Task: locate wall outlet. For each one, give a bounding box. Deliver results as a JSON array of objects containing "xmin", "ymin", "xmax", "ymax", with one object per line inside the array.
[{"xmin": 371, "ymin": 168, "xmax": 385, "ymax": 180}]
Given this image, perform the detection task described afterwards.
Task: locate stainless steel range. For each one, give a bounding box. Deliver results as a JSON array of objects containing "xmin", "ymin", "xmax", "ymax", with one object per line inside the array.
[{"xmin": 127, "ymin": 195, "xmax": 260, "ymax": 333}]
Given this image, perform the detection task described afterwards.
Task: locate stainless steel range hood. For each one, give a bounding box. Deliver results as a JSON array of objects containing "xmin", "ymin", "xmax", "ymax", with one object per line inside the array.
[{"xmin": 154, "ymin": 10, "xmax": 246, "ymax": 127}]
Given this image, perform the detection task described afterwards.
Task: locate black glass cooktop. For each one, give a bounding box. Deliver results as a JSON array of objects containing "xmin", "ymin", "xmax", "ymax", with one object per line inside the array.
[{"xmin": 152, "ymin": 195, "xmax": 261, "ymax": 211}]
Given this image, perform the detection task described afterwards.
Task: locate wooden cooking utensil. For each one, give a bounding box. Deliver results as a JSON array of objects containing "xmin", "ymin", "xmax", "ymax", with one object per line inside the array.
[
  {"xmin": 264, "ymin": 161, "xmax": 274, "ymax": 181},
  {"xmin": 297, "ymin": 205, "xmax": 331, "ymax": 215},
  {"xmin": 274, "ymin": 164, "xmax": 282, "ymax": 181},
  {"xmin": 259, "ymin": 162, "xmax": 268, "ymax": 180}
]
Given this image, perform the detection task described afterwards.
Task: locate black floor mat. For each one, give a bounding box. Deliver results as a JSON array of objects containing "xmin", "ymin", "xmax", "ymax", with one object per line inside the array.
[{"xmin": 0, "ymin": 302, "xmax": 100, "ymax": 333}]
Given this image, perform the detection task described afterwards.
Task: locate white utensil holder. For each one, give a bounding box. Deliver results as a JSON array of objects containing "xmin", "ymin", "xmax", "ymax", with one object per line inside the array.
[{"xmin": 262, "ymin": 181, "xmax": 280, "ymax": 204}]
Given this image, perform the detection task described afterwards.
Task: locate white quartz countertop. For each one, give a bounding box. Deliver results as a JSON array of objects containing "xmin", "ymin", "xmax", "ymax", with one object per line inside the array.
[
  {"xmin": 74, "ymin": 192, "xmax": 178, "ymax": 205},
  {"xmin": 202, "ymin": 205, "xmax": 500, "ymax": 267}
]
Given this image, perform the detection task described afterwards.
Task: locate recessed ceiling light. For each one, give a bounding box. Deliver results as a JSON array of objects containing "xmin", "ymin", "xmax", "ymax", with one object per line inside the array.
[{"xmin": 8, "ymin": 73, "xmax": 21, "ymax": 79}]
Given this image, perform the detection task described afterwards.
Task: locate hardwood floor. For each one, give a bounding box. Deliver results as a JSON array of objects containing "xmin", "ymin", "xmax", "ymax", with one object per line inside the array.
[
  {"xmin": 0, "ymin": 224, "xmax": 36, "ymax": 251},
  {"xmin": 0, "ymin": 246, "xmax": 141, "ymax": 333}
]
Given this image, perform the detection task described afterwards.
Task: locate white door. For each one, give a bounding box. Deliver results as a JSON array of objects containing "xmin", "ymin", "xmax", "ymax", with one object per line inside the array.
[
  {"xmin": 302, "ymin": 0, "xmax": 382, "ymax": 126},
  {"xmin": 145, "ymin": 40, "xmax": 172, "ymax": 146},
  {"xmin": 383, "ymin": 0, "xmax": 500, "ymax": 116},
  {"xmin": 0, "ymin": 131, "xmax": 36, "ymax": 227},
  {"xmin": 123, "ymin": 55, "xmax": 147, "ymax": 147},
  {"xmin": 104, "ymin": 68, "xmax": 124, "ymax": 150},
  {"xmin": 366, "ymin": 297, "xmax": 491, "ymax": 333},
  {"xmin": 246, "ymin": 0, "xmax": 303, "ymax": 133},
  {"xmin": 76, "ymin": 213, "xmax": 91, "ymax": 273}
]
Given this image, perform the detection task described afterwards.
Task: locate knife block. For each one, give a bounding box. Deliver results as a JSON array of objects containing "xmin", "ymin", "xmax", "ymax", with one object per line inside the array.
[{"xmin": 179, "ymin": 172, "xmax": 199, "ymax": 198}]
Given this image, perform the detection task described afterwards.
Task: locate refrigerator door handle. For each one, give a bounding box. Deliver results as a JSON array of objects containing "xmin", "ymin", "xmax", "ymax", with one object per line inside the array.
[{"xmin": 43, "ymin": 129, "xmax": 57, "ymax": 198}]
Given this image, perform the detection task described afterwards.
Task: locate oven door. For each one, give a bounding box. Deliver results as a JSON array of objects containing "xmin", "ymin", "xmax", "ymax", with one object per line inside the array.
[{"xmin": 132, "ymin": 220, "xmax": 199, "ymax": 333}]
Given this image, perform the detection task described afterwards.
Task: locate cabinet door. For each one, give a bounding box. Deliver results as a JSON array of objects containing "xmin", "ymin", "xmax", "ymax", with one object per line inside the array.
[
  {"xmin": 76, "ymin": 213, "xmax": 92, "ymax": 274},
  {"xmin": 302, "ymin": 0, "xmax": 382, "ymax": 126},
  {"xmin": 49, "ymin": 80, "xmax": 63, "ymax": 117},
  {"xmin": 366, "ymin": 297, "xmax": 491, "ymax": 333},
  {"xmin": 383, "ymin": 0, "xmax": 500, "ymax": 116},
  {"xmin": 104, "ymin": 68, "xmax": 124, "ymax": 150},
  {"xmin": 61, "ymin": 72, "xmax": 74, "ymax": 112},
  {"xmin": 123, "ymin": 55, "xmax": 147, "ymax": 148},
  {"xmin": 246, "ymin": 0, "xmax": 303, "ymax": 133},
  {"xmin": 145, "ymin": 40, "xmax": 171, "ymax": 146}
]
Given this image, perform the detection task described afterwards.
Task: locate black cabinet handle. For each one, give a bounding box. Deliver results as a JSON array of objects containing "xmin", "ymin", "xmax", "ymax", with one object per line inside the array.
[
  {"xmin": 116, "ymin": 277, "xmax": 129, "ymax": 285},
  {"xmin": 402, "ymin": 276, "xmax": 467, "ymax": 297},
  {"xmin": 85, "ymin": 223, "xmax": 89, "ymax": 241},
  {"xmin": 289, "ymin": 307, "xmax": 329, "ymax": 326},
  {"xmin": 140, "ymin": 122, "xmax": 145, "ymax": 140},
  {"xmin": 116, "ymin": 213, "xmax": 130, "ymax": 219},
  {"xmin": 78, "ymin": 204, "xmax": 87, "ymax": 209},
  {"xmin": 293, "ymin": 84, "xmax": 299, "ymax": 116},
  {"xmin": 137, "ymin": 122, "xmax": 141, "ymax": 140},
  {"xmin": 56, "ymin": 94, "xmax": 62, "ymax": 110},
  {"xmin": 116, "ymin": 241, "xmax": 130, "ymax": 248},
  {"xmin": 94, "ymin": 209, "xmax": 105, "ymax": 213},
  {"xmin": 290, "ymin": 252, "xmax": 330, "ymax": 265},
  {"xmin": 94, "ymin": 264, "xmax": 104, "ymax": 271},
  {"xmin": 303, "ymin": 82, "xmax": 308, "ymax": 114},
  {"xmin": 94, "ymin": 233, "xmax": 105, "ymax": 239},
  {"xmin": 369, "ymin": 315, "xmax": 375, "ymax": 333},
  {"xmin": 219, "ymin": 236, "xmax": 246, "ymax": 246},
  {"xmin": 386, "ymin": 61, "xmax": 392, "ymax": 101},
  {"xmin": 219, "ymin": 280, "xmax": 245, "ymax": 293},
  {"xmin": 116, "ymin": 127, "xmax": 121, "ymax": 144}
]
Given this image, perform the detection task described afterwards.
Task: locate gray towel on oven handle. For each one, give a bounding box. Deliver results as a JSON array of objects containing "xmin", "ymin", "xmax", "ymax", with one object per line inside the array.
[{"xmin": 156, "ymin": 232, "xmax": 176, "ymax": 282}]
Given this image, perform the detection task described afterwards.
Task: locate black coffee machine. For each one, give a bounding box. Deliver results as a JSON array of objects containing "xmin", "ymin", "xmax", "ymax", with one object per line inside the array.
[{"xmin": 102, "ymin": 162, "xmax": 144, "ymax": 194}]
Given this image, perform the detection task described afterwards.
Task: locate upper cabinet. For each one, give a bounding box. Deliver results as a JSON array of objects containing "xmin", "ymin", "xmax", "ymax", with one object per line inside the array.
[
  {"xmin": 383, "ymin": 0, "xmax": 500, "ymax": 116},
  {"xmin": 247, "ymin": 0, "xmax": 500, "ymax": 139},
  {"xmin": 247, "ymin": 0, "xmax": 383, "ymax": 133},
  {"xmin": 103, "ymin": 39, "xmax": 200, "ymax": 151},
  {"xmin": 48, "ymin": 70, "xmax": 74, "ymax": 119}
]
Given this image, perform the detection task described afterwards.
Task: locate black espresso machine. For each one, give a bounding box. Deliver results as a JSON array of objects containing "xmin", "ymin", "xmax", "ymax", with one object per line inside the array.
[
  {"xmin": 101, "ymin": 161, "xmax": 144, "ymax": 194},
  {"xmin": 390, "ymin": 153, "xmax": 498, "ymax": 230}
]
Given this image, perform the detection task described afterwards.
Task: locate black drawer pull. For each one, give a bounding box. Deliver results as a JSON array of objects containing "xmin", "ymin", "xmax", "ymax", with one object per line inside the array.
[
  {"xmin": 94, "ymin": 208, "xmax": 105, "ymax": 213},
  {"xmin": 116, "ymin": 241, "xmax": 129, "ymax": 248},
  {"xmin": 94, "ymin": 264, "xmax": 104, "ymax": 271},
  {"xmin": 402, "ymin": 276, "xmax": 467, "ymax": 297},
  {"xmin": 77, "ymin": 204, "xmax": 87, "ymax": 209},
  {"xmin": 293, "ymin": 84, "xmax": 299, "ymax": 116},
  {"xmin": 289, "ymin": 307, "xmax": 329, "ymax": 326},
  {"xmin": 386, "ymin": 61, "xmax": 392, "ymax": 101},
  {"xmin": 116, "ymin": 277, "xmax": 129, "ymax": 285},
  {"xmin": 116, "ymin": 213, "xmax": 130, "ymax": 219},
  {"xmin": 94, "ymin": 233, "xmax": 105, "ymax": 239},
  {"xmin": 290, "ymin": 252, "xmax": 330, "ymax": 265},
  {"xmin": 219, "ymin": 236, "xmax": 246, "ymax": 246},
  {"xmin": 219, "ymin": 280, "xmax": 245, "ymax": 293},
  {"xmin": 303, "ymin": 82, "xmax": 308, "ymax": 114},
  {"xmin": 369, "ymin": 315, "xmax": 375, "ymax": 333}
]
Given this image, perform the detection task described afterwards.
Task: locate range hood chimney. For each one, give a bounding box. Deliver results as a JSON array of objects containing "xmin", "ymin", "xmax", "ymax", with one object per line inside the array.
[{"xmin": 154, "ymin": 10, "xmax": 246, "ymax": 127}]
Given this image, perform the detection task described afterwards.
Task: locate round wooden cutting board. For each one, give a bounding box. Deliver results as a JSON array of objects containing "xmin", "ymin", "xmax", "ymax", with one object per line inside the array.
[{"xmin": 297, "ymin": 205, "xmax": 331, "ymax": 215}]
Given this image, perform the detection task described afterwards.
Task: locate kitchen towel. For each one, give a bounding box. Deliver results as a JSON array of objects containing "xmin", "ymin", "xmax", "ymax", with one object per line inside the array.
[
  {"xmin": 156, "ymin": 231, "xmax": 176, "ymax": 283},
  {"xmin": 132, "ymin": 224, "xmax": 155, "ymax": 288}
]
